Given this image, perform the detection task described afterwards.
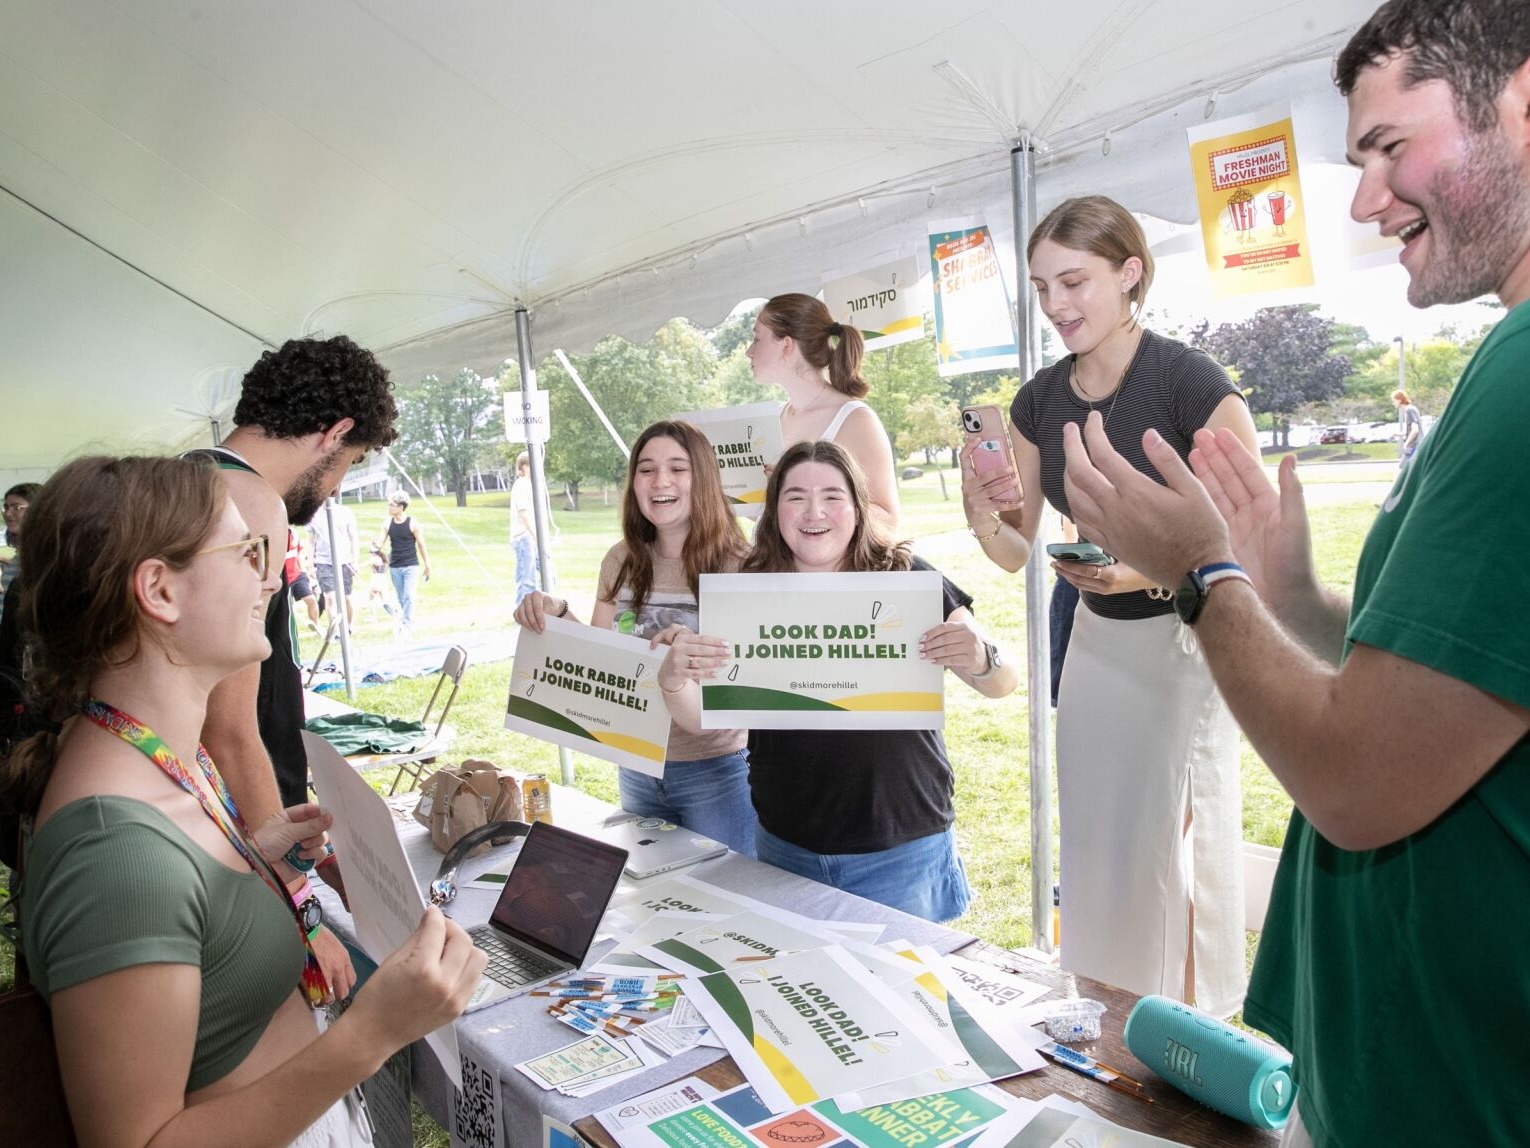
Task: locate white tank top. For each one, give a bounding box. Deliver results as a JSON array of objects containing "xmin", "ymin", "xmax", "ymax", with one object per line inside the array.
[{"xmin": 819, "ymin": 400, "xmax": 868, "ymax": 443}]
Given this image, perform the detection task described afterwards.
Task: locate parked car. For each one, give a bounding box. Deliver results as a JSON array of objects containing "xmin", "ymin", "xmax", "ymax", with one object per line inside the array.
[
  {"xmin": 1357, "ymin": 421, "xmax": 1402, "ymax": 443},
  {"xmin": 1319, "ymin": 425, "xmax": 1352, "ymax": 445}
]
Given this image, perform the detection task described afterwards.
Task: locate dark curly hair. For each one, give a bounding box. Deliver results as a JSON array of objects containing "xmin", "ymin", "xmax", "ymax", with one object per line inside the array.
[
  {"xmin": 234, "ymin": 335, "xmax": 399, "ymax": 448},
  {"xmin": 1336, "ymin": 0, "xmax": 1530, "ymax": 134}
]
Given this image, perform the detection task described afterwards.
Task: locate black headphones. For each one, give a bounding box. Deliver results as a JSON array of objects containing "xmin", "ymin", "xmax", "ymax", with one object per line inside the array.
[{"xmin": 429, "ymin": 820, "xmax": 531, "ymax": 906}]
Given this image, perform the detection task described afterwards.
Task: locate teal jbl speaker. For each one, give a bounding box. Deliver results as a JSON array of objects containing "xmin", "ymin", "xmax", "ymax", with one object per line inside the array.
[{"xmin": 1123, "ymin": 995, "xmax": 1297, "ymax": 1130}]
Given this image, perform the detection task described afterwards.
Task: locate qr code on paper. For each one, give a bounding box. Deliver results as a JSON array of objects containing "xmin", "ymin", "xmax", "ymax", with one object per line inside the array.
[{"xmin": 452, "ymin": 1052, "xmax": 500, "ymax": 1148}]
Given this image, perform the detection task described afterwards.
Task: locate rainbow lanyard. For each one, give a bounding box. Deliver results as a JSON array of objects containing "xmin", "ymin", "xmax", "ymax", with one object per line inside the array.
[{"xmin": 80, "ymin": 698, "xmax": 329, "ymax": 1008}]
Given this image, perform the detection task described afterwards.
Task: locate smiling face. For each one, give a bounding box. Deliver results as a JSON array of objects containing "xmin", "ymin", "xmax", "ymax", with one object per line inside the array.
[
  {"xmin": 775, "ymin": 460, "xmax": 857, "ymax": 573},
  {"xmin": 179, "ymin": 498, "xmax": 273, "ymax": 672},
  {"xmin": 630, "ymin": 435, "xmax": 694, "ymax": 535},
  {"xmin": 1028, "ymin": 240, "xmax": 1139, "ymax": 355},
  {"xmin": 2, "ymin": 494, "xmax": 27, "ymax": 542},
  {"xmin": 1347, "ymin": 54, "xmax": 1530, "ymax": 308}
]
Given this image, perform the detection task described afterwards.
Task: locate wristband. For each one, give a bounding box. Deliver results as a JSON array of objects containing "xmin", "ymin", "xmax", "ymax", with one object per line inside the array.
[
  {"xmin": 288, "ymin": 876, "xmax": 314, "ymax": 907},
  {"xmin": 554, "ymin": 598, "xmax": 570, "ymax": 618}
]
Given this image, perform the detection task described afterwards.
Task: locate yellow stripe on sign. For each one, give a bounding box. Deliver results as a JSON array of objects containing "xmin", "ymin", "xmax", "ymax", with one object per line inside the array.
[
  {"xmin": 738, "ymin": 490, "xmax": 767, "ymax": 504},
  {"xmin": 881, "ymin": 315, "xmax": 923, "ymax": 335},
  {"xmin": 915, "ymin": 970, "xmax": 948, "ymax": 1001},
  {"xmin": 832, "ymin": 691, "xmax": 943, "ymax": 712},
  {"xmin": 753, "ymin": 1035, "xmax": 818, "ymax": 1105},
  {"xmin": 591, "ymin": 732, "xmax": 666, "ymax": 762}
]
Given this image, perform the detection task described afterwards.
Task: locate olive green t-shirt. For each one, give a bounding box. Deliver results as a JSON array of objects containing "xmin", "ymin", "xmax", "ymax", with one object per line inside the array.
[
  {"xmin": 22, "ymin": 796, "xmax": 306, "ymax": 1092},
  {"xmin": 1244, "ymin": 302, "xmax": 1530, "ymax": 1144}
]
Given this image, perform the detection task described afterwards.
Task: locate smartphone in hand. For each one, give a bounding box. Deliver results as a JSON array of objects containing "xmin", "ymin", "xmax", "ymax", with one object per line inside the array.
[
  {"xmin": 1045, "ymin": 541, "xmax": 1115, "ymax": 566},
  {"xmin": 961, "ymin": 406, "xmax": 1021, "ymax": 504}
]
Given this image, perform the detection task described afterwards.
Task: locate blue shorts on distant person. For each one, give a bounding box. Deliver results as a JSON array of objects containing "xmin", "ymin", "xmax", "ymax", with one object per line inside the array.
[
  {"xmin": 618, "ymin": 749, "xmax": 756, "ymax": 857},
  {"xmin": 754, "ymin": 824, "xmax": 971, "ymax": 923}
]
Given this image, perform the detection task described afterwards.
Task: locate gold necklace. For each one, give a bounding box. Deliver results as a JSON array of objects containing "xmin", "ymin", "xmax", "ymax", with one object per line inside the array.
[{"xmin": 1071, "ymin": 356, "xmax": 1132, "ymax": 427}]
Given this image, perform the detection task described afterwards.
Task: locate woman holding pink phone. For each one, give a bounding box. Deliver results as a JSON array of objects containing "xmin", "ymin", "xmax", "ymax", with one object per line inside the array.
[{"xmin": 960, "ymin": 196, "xmax": 1259, "ymax": 1019}]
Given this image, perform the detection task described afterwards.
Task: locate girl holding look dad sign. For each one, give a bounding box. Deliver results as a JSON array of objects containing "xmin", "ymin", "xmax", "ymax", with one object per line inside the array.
[
  {"xmin": 514, "ymin": 421, "xmax": 757, "ymax": 856},
  {"xmin": 656, "ymin": 440, "xmax": 1018, "ymax": 922}
]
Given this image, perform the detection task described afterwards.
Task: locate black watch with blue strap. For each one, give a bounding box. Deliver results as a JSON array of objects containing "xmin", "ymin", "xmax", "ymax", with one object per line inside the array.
[{"xmin": 1173, "ymin": 561, "xmax": 1252, "ymax": 626}]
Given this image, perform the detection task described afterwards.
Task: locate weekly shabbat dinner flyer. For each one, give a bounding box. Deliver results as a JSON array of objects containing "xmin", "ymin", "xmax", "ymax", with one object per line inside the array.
[
  {"xmin": 505, "ymin": 615, "xmax": 670, "ymax": 775},
  {"xmin": 599, "ymin": 1076, "xmax": 1022, "ymax": 1148},
  {"xmin": 674, "ymin": 401, "xmax": 784, "ymax": 519},
  {"xmin": 677, "ymin": 945, "xmax": 958, "ymax": 1113},
  {"xmin": 697, "ymin": 571, "xmax": 946, "ymax": 730}
]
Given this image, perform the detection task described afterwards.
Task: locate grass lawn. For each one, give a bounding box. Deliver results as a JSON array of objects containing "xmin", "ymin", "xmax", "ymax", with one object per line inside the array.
[{"xmin": 0, "ymin": 465, "xmax": 1376, "ymax": 1146}]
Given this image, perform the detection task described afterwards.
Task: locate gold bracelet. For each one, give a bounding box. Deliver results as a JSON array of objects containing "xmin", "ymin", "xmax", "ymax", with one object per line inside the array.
[
  {"xmin": 969, "ymin": 513, "xmax": 1002, "ymax": 543},
  {"xmin": 659, "ymin": 678, "xmax": 691, "ymax": 694}
]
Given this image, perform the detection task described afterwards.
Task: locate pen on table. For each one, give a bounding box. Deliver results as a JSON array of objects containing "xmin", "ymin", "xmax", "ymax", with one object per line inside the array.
[{"xmin": 1041, "ymin": 1042, "xmax": 1154, "ymax": 1103}]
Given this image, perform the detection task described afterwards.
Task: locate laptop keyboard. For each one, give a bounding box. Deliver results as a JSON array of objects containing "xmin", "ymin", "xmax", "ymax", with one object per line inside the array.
[{"xmin": 469, "ymin": 925, "xmax": 566, "ymax": 986}]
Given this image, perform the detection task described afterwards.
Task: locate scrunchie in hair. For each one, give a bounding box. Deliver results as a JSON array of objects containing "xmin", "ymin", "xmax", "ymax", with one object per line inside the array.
[{"xmin": 828, "ymin": 322, "xmax": 844, "ymax": 338}]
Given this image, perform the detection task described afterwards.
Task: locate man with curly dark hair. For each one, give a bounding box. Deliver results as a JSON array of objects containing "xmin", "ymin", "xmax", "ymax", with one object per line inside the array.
[{"xmin": 185, "ymin": 335, "xmax": 398, "ymax": 998}]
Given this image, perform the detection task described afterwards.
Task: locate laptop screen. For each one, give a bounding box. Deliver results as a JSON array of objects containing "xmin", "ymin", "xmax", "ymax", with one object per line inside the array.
[{"xmin": 488, "ymin": 822, "xmax": 628, "ymax": 966}]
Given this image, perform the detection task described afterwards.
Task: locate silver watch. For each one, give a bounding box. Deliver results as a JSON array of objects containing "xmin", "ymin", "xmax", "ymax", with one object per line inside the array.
[{"xmin": 971, "ymin": 639, "xmax": 1001, "ymax": 680}]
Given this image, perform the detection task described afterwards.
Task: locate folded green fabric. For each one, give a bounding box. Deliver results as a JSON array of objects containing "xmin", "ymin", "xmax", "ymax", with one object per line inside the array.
[{"xmin": 304, "ymin": 712, "xmax": 430, "ymax": 755}]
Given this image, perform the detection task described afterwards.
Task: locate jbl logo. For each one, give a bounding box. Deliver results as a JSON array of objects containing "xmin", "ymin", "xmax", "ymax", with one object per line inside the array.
[{"xmin": 1164, "ymin": 1037, "xmax": 1203, "ymax": 1086}]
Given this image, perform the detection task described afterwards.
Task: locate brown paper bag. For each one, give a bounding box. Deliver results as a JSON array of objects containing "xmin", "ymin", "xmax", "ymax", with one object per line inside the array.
[{"xmin": 413, "ymin": 760, "xmax": 524, "ymax": 854}]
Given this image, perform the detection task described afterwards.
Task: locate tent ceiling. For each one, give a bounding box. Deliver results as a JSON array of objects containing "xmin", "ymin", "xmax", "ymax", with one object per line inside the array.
[{"xmin": 1, "ymin": 0, "xmax": 1378, "ymax": 480}]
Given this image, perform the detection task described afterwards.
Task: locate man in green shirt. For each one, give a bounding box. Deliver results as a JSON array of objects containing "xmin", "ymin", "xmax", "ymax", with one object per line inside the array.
[{"xmin": 1056, "ymin": 1, "xmax": 1530, "ymax": 1142}]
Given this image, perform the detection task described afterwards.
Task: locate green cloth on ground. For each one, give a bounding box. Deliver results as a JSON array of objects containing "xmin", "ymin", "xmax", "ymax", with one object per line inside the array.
[{"xmin": 304, "ymin": 712, "xmax": 430, "ymax": 755}]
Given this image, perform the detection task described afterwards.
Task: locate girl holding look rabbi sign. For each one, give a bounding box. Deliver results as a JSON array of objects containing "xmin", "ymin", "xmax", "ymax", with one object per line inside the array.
[
  {"xmin": 514, "ymin": 420, "xmax": 757, "ymax": 856},
  {"xmin": 656, "ymin": 440, "xmax": 1018, "ymax": 922}
]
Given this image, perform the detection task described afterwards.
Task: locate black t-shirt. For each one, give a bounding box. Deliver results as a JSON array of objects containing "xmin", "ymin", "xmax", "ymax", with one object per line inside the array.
[
  {"xmin": 183, "ymin": 448, "xmax": 309, "ymax": 808},
  {"xmin": 747, "ymin": 557, "xmax": 974, "ymax": 855},
  {"xmin": 1010, "ymin": 329, "xmax": 1239, "ymax": 620}
]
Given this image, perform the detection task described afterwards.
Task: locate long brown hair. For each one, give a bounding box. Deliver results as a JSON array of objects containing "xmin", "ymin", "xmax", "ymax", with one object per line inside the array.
[
  {"xmin": 606, "ymin": 421, "xmax": 747, "ymax": 615},
  {"xmin": 759, "ymin": 293, "xmax": 868, "ymax": 398},
  {"xmin": 1027, "ymin": 195, "xmax": 1154, "ymax": 320},
  {"xmin": 0, "ymin": 456, "xmax": 224, "ymax": 816},
  {"xmin": 743, "ymin": 441, "xmax": 911, "ymax": 574}
]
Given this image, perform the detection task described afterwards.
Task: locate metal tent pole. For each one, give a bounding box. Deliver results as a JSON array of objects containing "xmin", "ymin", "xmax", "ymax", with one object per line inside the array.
[
  {"xmin": 1011, "ymin": 138, "xmax": 1054, "ymax": 954},
  {"xmin": 321, "ymin": 497, "xmax": 357, "ymax": 700},
  {"xmin": 513, "ymin": 306, "xmax": 576, "ymax": 787}
]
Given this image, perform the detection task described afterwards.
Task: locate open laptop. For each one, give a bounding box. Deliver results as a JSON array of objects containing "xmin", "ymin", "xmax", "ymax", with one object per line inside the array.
[
  {"xmin": 464, "ymin": 821, "xmax": 628, "ymax": 1011},
  {"xmin": 598, "ymin": 817, "xmax": 728, "ymax": 879}
]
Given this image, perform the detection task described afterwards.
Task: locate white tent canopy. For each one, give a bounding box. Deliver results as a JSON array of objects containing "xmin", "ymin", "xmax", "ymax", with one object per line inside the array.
[{"xmin": 0, "ymin": 0, "xmax": 1381, "ymax": 483}]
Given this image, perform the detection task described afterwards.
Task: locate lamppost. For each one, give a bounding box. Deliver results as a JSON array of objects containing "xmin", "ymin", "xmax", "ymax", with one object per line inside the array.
[{"xmin": 1393, "ymin": 335, "xmax": 1405, "ymax": 395}]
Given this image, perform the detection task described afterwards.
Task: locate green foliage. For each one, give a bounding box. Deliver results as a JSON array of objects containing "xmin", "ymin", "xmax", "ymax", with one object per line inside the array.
[
  {"xmin": 1191, "ymin": 305, "xmax": 1351, "ymax": 441},
  {"xmin": 1345, "ymin": 332, "xmax": 1485, "ymax": 420},
  {"xmin": 394, "ymin": 370, "xmax": 505, "ymax": 508},
  {"xmin": 709, "ymin": 345, "xmax": 774, "ymax": 407},
  {"xmin": 859, "ymin": 333, "xmax": 949, "ymax": 458},
  {"xmin": 905, "ymin": 394, "xmax": 963, "ymax": 462},
  {"xmin": 708, "ymin": 305, "xmax": 761, "ymax": 358},
  {"xmin": 533, "ymin": 320, "xmax": 719, "ymax": 503}
]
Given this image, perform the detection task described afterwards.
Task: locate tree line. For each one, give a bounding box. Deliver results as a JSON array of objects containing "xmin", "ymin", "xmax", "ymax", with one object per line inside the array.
[{"xmin": 391, "ymin": 302, "xmax": 1499, "ymax": 506}]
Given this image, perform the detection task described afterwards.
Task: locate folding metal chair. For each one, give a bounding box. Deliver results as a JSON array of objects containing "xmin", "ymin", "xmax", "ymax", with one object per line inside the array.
[{"xmin": 389, "ymin": 644, "xmax": 469, "ymax": 795}]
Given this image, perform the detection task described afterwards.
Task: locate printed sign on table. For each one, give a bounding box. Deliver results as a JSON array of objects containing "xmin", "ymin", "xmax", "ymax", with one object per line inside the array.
[
  {"xmin": 505, "ymin": 615, "xmax": 671, "ymax": 776},
  {"xmin": 822, "ymin": 256, "xmax": 926, "ymax": 351},
  {"xmin": 1187, "ymin": 105, "xmax": 1315, "ymax": 298},
  {"xmin": 674, "ymin": 401, "xmax": 784, "ymax": 519},
  {"xmin": 681, "ymin": 946, "xmax": 957, "ymax": 1113},
  {"xmin": 698, "ymin": 571, "xmax": 945, "ymax": 730}
]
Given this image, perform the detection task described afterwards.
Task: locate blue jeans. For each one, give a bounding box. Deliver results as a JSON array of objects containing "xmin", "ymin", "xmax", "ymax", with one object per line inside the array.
[
  {"xmin": 389, "ymin": 565, "xmax": 421, "ymax": 627},
  {"xmin": 754, "ymin": 824, "xmax": 971, "ymax": 923},
  {"xmin": 512, "ymin": 535, "xmax": 537, "ymax": 607},
  {"xmin": 618, "ymin": 750, "xmax": 756, "ymax": 857}
]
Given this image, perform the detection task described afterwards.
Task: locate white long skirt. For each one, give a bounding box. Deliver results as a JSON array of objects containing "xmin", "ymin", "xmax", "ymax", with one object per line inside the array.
[{"xmin": 1056, "ymin": 603, "xmax": 1247, "ymax": 1019}]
